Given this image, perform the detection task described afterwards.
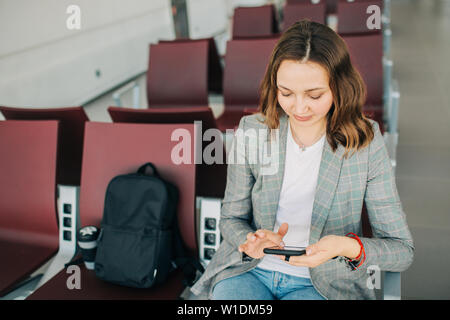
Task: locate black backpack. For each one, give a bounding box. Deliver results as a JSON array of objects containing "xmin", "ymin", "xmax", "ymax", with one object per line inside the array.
[{"xmin": 94, "ymin": 163, "xmax": 203, "ymax": 288}]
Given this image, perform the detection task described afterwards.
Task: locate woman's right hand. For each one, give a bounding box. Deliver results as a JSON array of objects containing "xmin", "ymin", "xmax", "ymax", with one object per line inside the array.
[{"xmin": 238, "ymin": 223, "xmax": 289, "ymax": 259}]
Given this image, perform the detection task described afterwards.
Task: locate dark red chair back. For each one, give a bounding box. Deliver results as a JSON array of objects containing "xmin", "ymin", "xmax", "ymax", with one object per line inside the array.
[
  {"xmin": 342, "ymin": 33, "xmax": 383, "ymax": 106},
  {"xmin": 243, "ymin": 107, "xmax": 259, "ymax": 116},
  {"xmin": 0, "ymin": 106, "xmax": 89, "ymax": 185},
  {"xmin": 326, "ymin": 0, "xmax": 339, "ymax": 14},
  {"xmin": 159, "ymin": 38, "xmax": 223, "ymax": 93},
  {"xmin": 107, "ymin": 106, "xmax": 227, "ymax": 198},
  {"xmin": 108, "ymin": 106, "xmax": 217, "ymax": 131},
  {"xmin": 232, "ymin": 5, "xmax": 278, "ymax": 39},
  {"xmin": 337, "ymin": 0, "xmax": 384, "ymax": 35},
  {"xmin": 147, "ymin": 41, "xmax": 209, "ymax": 107},
  {"xmin": 282, "ymin": 2, "xmax": 326, "ymax": 31},
  {"xmin": 0, "ymin": 120, "xmax": 59, "ymax": 296},
  {"xmin": 223, "ymin": 38, "xmax": 278, "ymax": 110}
]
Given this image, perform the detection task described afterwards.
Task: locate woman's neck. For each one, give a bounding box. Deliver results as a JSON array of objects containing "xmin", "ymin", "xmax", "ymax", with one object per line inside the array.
[{"xmin": 289, "ymin": 118, "xmax": 327, "ymax": 148}]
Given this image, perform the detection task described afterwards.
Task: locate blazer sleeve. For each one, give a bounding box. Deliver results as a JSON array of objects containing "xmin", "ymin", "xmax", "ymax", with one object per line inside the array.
[
  {"xmin": 360, "ymin": 121, "xmax": 414, "ymax": 272},
  {"xmin": 219, "ymin": 116, "xmax": 256, "ymax": 251}
]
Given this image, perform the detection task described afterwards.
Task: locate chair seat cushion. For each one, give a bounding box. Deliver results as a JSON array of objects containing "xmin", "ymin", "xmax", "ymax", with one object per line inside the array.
[
  {"xmin": 27, "ymin": 264, "xmax": 185, "ymax": 300},
  {"xmin": 216, "ymin": 109, "xmax": 247, "ymax": 132},
  {"xmin": 0, "ymin": 238, "xmax": 58, "ymax": 296}
]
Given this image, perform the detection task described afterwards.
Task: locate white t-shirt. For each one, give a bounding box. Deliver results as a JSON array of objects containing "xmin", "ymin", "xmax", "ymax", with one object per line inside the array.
[{"xmin": 257, "ymin": 121, "xmax": 325, "ymax": 278}]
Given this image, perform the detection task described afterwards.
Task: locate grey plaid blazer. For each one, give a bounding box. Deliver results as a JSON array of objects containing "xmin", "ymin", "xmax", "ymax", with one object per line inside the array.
[{"xmin": 191, "ymin": 112, "xmax": 414, "ymax": 300}]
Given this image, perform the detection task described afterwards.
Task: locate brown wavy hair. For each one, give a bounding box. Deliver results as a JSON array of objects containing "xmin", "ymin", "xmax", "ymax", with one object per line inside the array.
[{"xmin": 259, "ymin": 20, "xmax": 374, "ymax": 158}]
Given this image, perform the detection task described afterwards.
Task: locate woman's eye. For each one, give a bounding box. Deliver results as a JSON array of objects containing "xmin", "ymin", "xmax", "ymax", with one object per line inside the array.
[
  {"xmin": 281, "ymin": 92, "xmax": 292, "ymax": 97},
  {"xmin": 310, "ymin": 95, "xmax": 322, "ymax": 100}
]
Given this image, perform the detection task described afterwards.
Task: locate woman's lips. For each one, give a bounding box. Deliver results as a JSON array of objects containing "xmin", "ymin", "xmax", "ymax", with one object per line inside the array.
[{"xmin": 294, "ymin": 114, "xmax": 313, "ymax": 121}]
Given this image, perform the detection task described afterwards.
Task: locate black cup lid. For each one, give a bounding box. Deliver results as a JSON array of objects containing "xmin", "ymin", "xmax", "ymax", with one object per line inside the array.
[{"xmin": 78, "ymin": 226, "xmax": 100, "ymax": 242}]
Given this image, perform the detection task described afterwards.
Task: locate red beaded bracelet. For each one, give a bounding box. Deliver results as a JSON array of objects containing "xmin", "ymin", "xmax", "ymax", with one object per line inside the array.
[{"xmin": 345, "ymin": 232, "xmax": 366, "ymax": 269}]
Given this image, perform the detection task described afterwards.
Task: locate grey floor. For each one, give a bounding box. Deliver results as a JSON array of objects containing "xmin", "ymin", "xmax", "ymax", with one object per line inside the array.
[{"xmin": 391, "ymin": 0, "xmax": 450, "ymax": 299}]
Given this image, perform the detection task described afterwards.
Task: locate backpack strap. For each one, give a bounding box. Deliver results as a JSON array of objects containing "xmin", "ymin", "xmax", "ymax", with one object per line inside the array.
[
  {"xmin": 64, "ymin": 256, "xmax": 84, "ymax": 268},
  {"xmin": 137, "ymin": 162, "xmax": 160, "ymax": 177},
  {"xmin": 172, "ymin": 218, "xmax": 205, "ymax": 287}
]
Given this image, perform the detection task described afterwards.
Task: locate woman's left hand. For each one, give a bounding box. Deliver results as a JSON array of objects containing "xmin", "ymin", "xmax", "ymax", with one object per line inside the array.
[{"xmin": 278, "ymin": 235, "xmax": 354, "ymax": 268}]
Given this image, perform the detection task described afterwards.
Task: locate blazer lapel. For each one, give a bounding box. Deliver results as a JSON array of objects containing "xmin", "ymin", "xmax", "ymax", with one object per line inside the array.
[
  {"xmin": 309, "ymin": 140, "xmax": 345, "ymax": 244},
  {"xmin": 260, "ymin": 113, "xmax": 288, "ymax": 231}
]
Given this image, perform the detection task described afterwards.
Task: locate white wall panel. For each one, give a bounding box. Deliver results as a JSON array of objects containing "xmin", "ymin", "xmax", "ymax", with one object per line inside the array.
[
  {"xmin": 186, "ymin": 0, "xmax": 228, "ymax": 39},
  {"xmin": 0, "ymin": 0, "xmax": 174, "ymax": 107}
]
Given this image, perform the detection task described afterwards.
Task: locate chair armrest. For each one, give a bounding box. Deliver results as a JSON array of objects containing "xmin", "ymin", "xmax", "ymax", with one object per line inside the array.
[
  {"xmin": 112, "ymin": 81, "xmax": 140, "ymax": 108},
  {"xmin": 382, "ymin": 0, "xmax": 392, "ymax": 26},
  {"xmin": 36, "ymin": 185, "xmax": 80, "ymax": 290},
  {"xmin": 383, "ymin": 28, "xmax": 392, "ymax": 57},
  {"xmin": 383, "ymin": 131, "xmax": 398, "ymax": 172},
  {"xmin": 383, "ymin": 57, "xmax": 393, "ymax": 119},
  {"xmin": 382, "ymin": 271, "xmax": 401, "ymax": 300},
  {"xmin": 389, "ymin": 79, "xmax": 400, "ymax": 134}
]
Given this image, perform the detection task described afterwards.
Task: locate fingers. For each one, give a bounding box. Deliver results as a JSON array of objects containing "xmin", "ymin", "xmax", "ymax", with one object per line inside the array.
[
  {"xmin": 239, "ymin": 225, "xmax": 289, "ymax": 257},
  {"xmin": 252, "ymin": 224, "xmax": 289, "ymax": 247},
  {"xmin": 239, "ymin": 232, "xmax": 263, "ymax": 255},
  {"xmin": 277, "ymin": 223, "xmax": 289, "ymax": 237},
  {"xmin": 306, "ymin": 243, "xmax": 318, "ymax": 256},
  {"xmin": 246, "ymin": 232, "xmax": 257, "ymax": 242}
]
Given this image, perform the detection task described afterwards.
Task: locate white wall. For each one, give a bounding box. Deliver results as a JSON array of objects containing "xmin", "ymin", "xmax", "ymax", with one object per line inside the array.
[
  {"xmin": 186, "ymin": 0, "xmax": 228, "ymax": 39},
  {"xmin": 0, "ymin": 0, "xmax": 175, "ymax": 107}
]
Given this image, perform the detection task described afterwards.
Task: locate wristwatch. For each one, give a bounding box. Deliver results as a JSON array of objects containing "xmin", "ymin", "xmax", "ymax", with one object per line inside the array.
[
  {"xmin": 339, "ymin": 256, "xmax": 362, "ymax": 271},
  {"xmin": 242, "ymin": 252, "xmax": 254, "ymax": 262}
]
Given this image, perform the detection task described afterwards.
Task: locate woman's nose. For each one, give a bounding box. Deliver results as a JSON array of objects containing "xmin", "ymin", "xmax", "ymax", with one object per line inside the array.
[{"xmin": 294, "ymin": 96, "xmax": 309, "ymax": 114}]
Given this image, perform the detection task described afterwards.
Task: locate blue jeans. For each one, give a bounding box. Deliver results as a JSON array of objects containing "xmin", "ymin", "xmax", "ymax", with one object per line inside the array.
[{"xmin": 212, "ymin": 267, "xmax": 326, "ymax": 300}]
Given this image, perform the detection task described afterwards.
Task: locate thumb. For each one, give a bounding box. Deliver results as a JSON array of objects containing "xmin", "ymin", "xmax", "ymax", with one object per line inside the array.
[
  {"xmin": 306, "ymin": 243, "xmax": 318, "ymax": 256},
  {"xmin": 277, "ymin": 223, "xmax": 289, "ymax": 237}
]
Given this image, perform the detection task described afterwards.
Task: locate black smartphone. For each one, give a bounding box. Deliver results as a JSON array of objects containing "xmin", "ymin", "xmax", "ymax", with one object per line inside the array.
[{"xmin": 263, "ymin": 246, "xmax": 306, "ymax": 256}]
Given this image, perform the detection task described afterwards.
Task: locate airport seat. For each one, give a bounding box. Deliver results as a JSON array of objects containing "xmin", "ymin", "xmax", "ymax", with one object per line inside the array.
[
  {"xmin": 287, "ymin": 0, "xmax": 337, "ymax": 14},
  {"xmin": 337, "ymin": 0, "xmax": 394, "ymax": 132},
  {"xmin": 159, "ymin": 38, "xmax": 223, "ymax": 94},
  {"xmin": 218, "ymin": 37, "xmax": 278, "ymax": 131},
  {"xmin": 215, "ymin": 109, "xmax": 247, "ymax": 132},
  {"xmin": 325, "ymin": 0, "xmax": 339, "ymax": 14},
  {"xmin": 108, "ymin": 106, "xmax": 217, "ymax": 130},
  {"xmin": 0, "ymin": 120, "xmax": 59, "ymax": 297},
  {"xmin": 243, "ymin": 107, "xmax": 259, "ymax": 116},
  {"xmin": 147, "ymin": 40, "xmax": 209, "ymax": 107},
  {"xmin": 27, "ymin": 122, "xmax": 197, "ymax": 299},
  {"xmin": 0, "ymin": 106, "xmax": 89, "ymax": 186},
  {"xmin": 282, "ymin": 1, "xmax": 326, "ymax": 31},
  {"xmin": 232, "ymin": 4, "xmax": 278, "ymax": 39},
  {"xmin": 108, "ymin": 106, "xmax": 227, "ymax": 198},
  {"xmin": 337, "ymin": 0, "xmax": 384, "ymax": 35},
  {"xmin": 342, "ymin": 33, "xmax": 384, "ymax": 129}
]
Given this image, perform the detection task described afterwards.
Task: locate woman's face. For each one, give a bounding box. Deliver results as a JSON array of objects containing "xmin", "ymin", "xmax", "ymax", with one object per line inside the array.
[{"xmin": 276, "ymin": 59, "xmax": 334, "ymax": 128}]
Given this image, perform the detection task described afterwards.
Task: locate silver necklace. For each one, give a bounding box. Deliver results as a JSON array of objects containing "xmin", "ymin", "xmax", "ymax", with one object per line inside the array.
[{"xmin": 293, "ymin": 128, "xmax": 326, "ymax": 152}]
